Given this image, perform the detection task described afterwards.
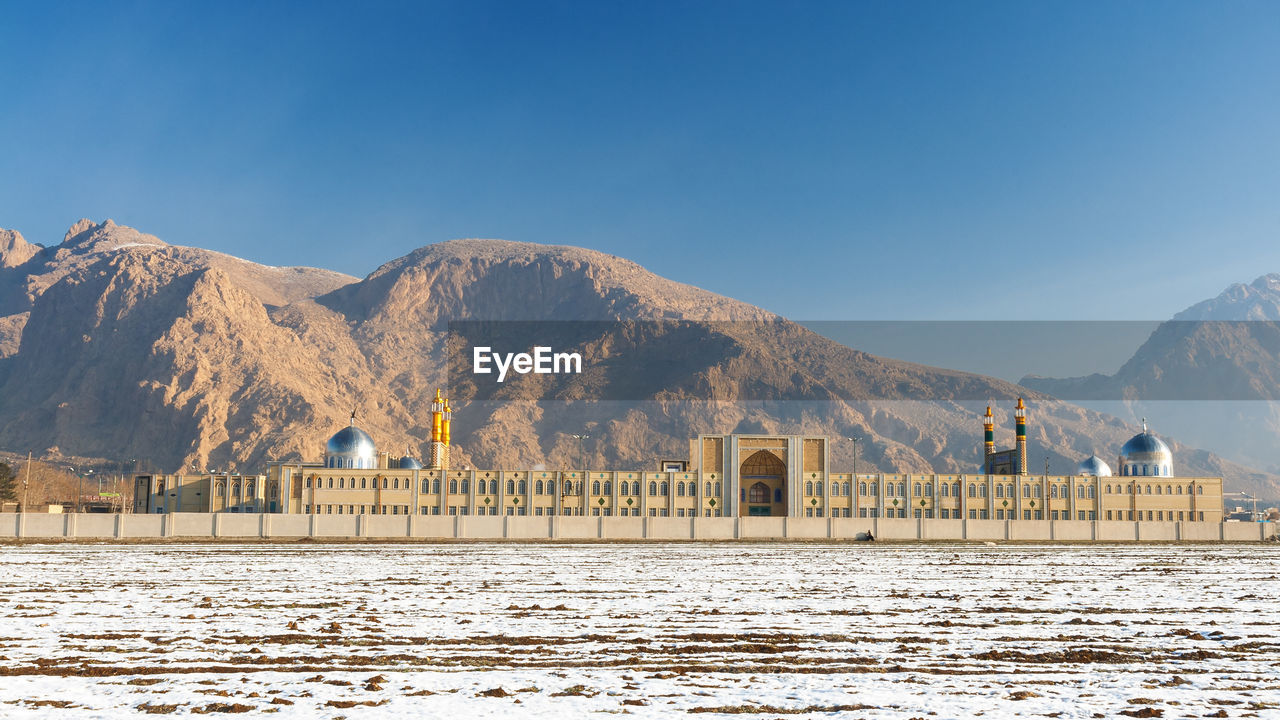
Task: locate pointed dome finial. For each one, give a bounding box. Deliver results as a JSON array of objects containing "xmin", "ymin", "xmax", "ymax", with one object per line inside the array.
[
  {"xmin": 1142, "ymin": 417, "xmax": 1147, "ymax": 433},
  {"xmin": 350, "ymin": 409, "xmax": 356, "ymax": 425}
]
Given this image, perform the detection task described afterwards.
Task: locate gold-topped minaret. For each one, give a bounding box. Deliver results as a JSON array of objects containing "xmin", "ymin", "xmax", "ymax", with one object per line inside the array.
[
  {"xmin": 983, "ymin": 405, "xmax": 995, "ymax": 473},
  {"xmin": 1014, "ymin": 397, "xmax": 1028, "ymax": 475},
  {"xmin": 429, "ymin": 388, "xmax": 451, "ymax": 470}
]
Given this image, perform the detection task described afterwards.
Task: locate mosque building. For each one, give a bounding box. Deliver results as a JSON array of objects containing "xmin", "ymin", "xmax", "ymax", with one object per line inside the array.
[{"xmin": 134, "ymin": 394, "xmax": 1223, "ymax": 523}]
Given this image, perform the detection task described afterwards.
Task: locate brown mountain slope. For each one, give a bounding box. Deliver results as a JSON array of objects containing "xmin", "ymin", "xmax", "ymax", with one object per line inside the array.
[
  {"xmin": 0, "ymin": 219, "xmax": 356, "ymax": 357},
  {"xmin": 0, "ymin": 221, "xmax": 1274, "ymax": 499}
]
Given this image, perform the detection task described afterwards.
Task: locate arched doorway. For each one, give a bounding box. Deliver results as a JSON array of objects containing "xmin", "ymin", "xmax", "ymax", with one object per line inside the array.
[{"xmin": 739, "ymin": 450, "xmax": 786, "ymax": 516}]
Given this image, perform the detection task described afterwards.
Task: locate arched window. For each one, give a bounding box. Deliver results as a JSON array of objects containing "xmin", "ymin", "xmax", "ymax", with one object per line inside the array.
[
  {"xmin": 1077, "ymin": 486, "xmax": 1085, "ymax": 499},
  {"xmin": 619, "ymin": 482, "xmax": 629, "ymax": 496},
  {"xmin": 914, "ymin": 482, "xmax": 922, "ymax": 496},
  {"xmin": 1023, "ymin": 484, "xmax": 1031, "ymax": 496},
  {"xmin": 940, "ymin": 483, "xmax": 949, "ymax": 498},
  {"xmin": 841, "ymin": 481, "xmax": 850, "ymax": 496},
  {"xmin": 705, "ymin": 481, "xmax": 713, "ymax": 496},
  {"xmin": 1105, "ymin": 484, "xmax": 1112, "ymax": 494},
  {"xmin": 432, "ymin": 478, "xmax": 441, "ymax": 493},
  {"xmin": 1034, "ymin": 485, "xmax": 1042, "ymax": 498},
  {"xmin": 634, "ymin": 481, "xmax": 642, "ymax": 496},
  {"xmin": 649, "ymin": 481, "xmax": 658, "ymax": 496},
  {"xmin": 1155, "ymin": 485, "xmax": 1162, "ymax": 495},
  {"xmin": 968, "ymin": 484, "xmax": 977, "ymax": 498},
  {"xmin": 603, "ymin": 480, "xmax": 612, "ymax": 495},
  {"xmin": 518, "ymin": 479, "xmax": 527, "ymax": 494},
  {"xmin": 245, "ymin": 481, "xmax": 255, "ymax": 496},
  {"xmin": 268, "ymin": 482, "xmax": 278, "ymax": 499},
  {"xmin": 1006, "ymin": 483, "xmax": 1014, "ymax": 497},
  {"xmin": 978, "ymin": 484, "xmax": 987, "ymax": 498},
  {"xmin": 870, "ymin": 481, "xmax": 879, "ymax": 495},
  {"xmin": 460, "ymin": 479, "xmax": 470, "ymax": 493},
  {"xmin": 829, "ymin": 481, "xmax": 838, "ymax": 496},
  {"xmin": 660, "ymin": 482, "xmax": 669, "ymax": 496},
  {"xmin": 804, "ymin": 481, "xmax": 813, "ymax": 496},
  {"xmin": 897, "ymin": 482, "xmax": 906, "ymax": 497},
  {"xmin": 449, "ymin": 479, "xmax": 458, "ymax": 494},
  {"xmin": 232, "ymin": 482, "xmax": 241, "ymax": 497},
  {"xmin": 547, "ymin": 480, "xmax": 556, "ymax": 495},
  {"xmin": 953, "ymin": 482, "xmax": 961, "ymax": 497},
  {"xmin": 859, "ymin": 481, "xmax": 867, "ymax": 495},
  {"xmin": 1050, "ymin": 485, "xmax": 1058, "ymax": 499},
  {"xmin": 1165, "ymin": 485, "xmax": 1171, "ymax": 495},
  {"xmin": 1087, "ymin": 486, "xmax": 1095, "ymax": 499},
  {"xmin": 536, "ymin": 480, "xmax": 545, "ymax": 495},
  {"xmin": 924, "ymin": 483, "xmax": 933, "ymax": 497},
  {"xmin": 1176, "ymin": 485, "xmax": 1182, "ymax": 495},
  {"xmin": 591, "ymin": 480, "xmax": 601, "ymax": 495},
  {"xmin": 748, "ymin": 482, "xmax": 768, "ymax": 503},
  {"xmin": 328, "ymin": 478, "xmax": 334, "ymax": 489},
  {"xmin": 1145, "ymin": 484, "xmax": 1152, "ymax": 494},
  {"xmin": 507, "ymin": 479, "xmax": 515, "ymax": 494},
  {"xmin": 488, "ymin": 480, "xmax": 498, "ymax": 494},
  {"xmin": 996, "ymin": 484, "xmax": 1004, "ymax": 498},
  {"xmin": 1197, "ymin": 486, "xmax": 1203, "ymax": 495},
  {"xmin": 675, "ymin": 482, "xmax": 685, "ymax": 497},
  {"xmin": 216, "ymin": 482, "xmax": 225, "ymax": 497}
]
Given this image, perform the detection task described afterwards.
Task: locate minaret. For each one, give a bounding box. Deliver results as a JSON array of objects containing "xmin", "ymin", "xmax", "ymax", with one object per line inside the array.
[
  {"xmin": 1014, "ymin": 397, "xmax": 1028, "ymax": 475},
  {"xmin": 983, "ymin": 405, "xmax": 995, "ymax": 473},
  {"xmin": 429, "ymin": 388, "xmax": 451, "ymax": 470}
]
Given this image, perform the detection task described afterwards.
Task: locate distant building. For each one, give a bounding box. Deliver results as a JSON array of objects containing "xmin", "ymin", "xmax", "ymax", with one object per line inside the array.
[{"xmin": 133, "ymin": 394, "xmax": 1223, "ymax": 523}]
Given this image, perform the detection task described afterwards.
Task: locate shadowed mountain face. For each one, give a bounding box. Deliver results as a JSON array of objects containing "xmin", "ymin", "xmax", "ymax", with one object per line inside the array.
[
  {"xmin": 0, "ymin": 220, "xmax": 1273, "ymax": 499},
  {"xmin": 1022, "ymin": 274, "xmax": 1280, "ymax": 492}
]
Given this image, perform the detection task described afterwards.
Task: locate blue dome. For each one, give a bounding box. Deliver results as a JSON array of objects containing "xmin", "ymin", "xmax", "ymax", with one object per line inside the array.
[
  {"xmin": 1120, "ymin": 433, "xmax": 1169, "ymax": 456},
  {"xmin": 399, "ymin": 456, "xmax": 423, "ymax": 470},
  {"xmin": 1117, "ymin": 425, "xmax": 1173, "ymax": 477},
  {"xmin": 325, "ymin": 421, "xmax": 377, "ymax": 469},
  {"xmin": 1076, "ymin": 455, "xmax": 1113, "ymax": 477}
]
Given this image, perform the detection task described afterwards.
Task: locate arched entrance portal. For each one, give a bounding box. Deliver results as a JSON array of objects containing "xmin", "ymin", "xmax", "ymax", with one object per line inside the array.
[{"xmin": 739, "ymin": 450, "xmax": 786, "ymax": 516}]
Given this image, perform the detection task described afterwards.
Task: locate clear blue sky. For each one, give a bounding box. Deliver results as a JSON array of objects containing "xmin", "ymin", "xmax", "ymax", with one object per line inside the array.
[{"xmin": 2, "ymin": 0, "xmax": 1277, "ymax": 320}]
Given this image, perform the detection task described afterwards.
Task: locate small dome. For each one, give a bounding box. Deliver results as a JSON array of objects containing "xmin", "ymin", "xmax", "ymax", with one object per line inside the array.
[
  {"xmin": 1117, "ymin": 422, "xmax": 1173, "ymax": 477},
  {"xmin": 1076, "ymin": 455, "xmax": 1113, "ymax": 477},
  {"xmin": 325, "ymin": 416, "xmax": 377, "ymax": 469},
  {"xmin": 399, "ymin": 456, "xmax": 423, "ymax": 470}
]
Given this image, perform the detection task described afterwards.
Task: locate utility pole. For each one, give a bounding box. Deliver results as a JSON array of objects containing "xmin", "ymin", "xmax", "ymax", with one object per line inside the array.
[{"xmin": 20, "ymin": 451, "xmax": 31, "ymax": 513}]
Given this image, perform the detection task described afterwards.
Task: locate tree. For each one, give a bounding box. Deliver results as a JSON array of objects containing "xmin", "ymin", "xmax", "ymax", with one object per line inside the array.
[{"xmin": 0, "ymin": 462, "xmax": 16, "ymax": 504}]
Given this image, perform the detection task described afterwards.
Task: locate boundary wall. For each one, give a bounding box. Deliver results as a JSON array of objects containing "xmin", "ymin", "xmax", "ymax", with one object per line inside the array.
[{"xmin": 1, "ymin": 513, "xmax": 1276, "ymax": 542}]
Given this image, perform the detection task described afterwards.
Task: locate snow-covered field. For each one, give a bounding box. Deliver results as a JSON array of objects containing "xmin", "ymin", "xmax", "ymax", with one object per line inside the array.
[{"xmin": 1, "ymin": 543, "xmax": 1277, "ymax": 718}]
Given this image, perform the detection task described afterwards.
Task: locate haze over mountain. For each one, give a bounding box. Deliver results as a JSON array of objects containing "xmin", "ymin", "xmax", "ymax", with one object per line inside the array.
[
  {"xmin": 0, "ymin": 219, "xmax": 1274, "ymax": 501},
  {"xmin": 1022, "ymin": 274, "xmax": 1280, "ymax": 485}
]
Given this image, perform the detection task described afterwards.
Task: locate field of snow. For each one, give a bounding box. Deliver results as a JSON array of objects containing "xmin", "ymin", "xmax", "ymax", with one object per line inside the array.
[{"xmin": 1, "ymin": 542, "xmax": 1278, "ymax": 718}]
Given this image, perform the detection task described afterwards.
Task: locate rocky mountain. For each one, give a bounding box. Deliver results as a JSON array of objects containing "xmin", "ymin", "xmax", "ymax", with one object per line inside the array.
[
  {"xmin": 1022, "ymin": 274, "xmax": 1280, "ymax": 490},
  {"xmin": 0, "ymin": 219, "xmax": 1275, "ymax": 500},
  {"xmin": 1177, "ymin": 274, "xmax": 1280, "ymax": 321}
]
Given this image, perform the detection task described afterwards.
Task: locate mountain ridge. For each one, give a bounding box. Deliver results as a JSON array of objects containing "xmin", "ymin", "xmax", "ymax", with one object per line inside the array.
[{"xmin": 0, "ymin": 218, "xmax": 1274, "ymax": 500}]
